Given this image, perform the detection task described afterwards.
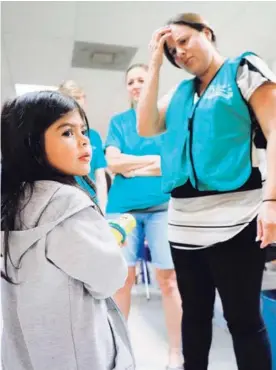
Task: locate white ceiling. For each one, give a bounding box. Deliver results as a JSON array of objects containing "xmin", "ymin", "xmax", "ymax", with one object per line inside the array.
[{"xmin": 1, "ymin": 1, "xmax": 276, "ymax": 138}]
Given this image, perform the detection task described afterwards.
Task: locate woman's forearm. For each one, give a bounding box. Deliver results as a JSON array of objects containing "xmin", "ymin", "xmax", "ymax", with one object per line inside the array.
[
  {"xmin": 136, "ymin": 64, "xmax": 165, "ymax": 137},
  {"xmin": 133, "ymin": 166, "xmax": 161, "ymax": 177},
  {"xmin": 107, "ymin": 152, "xmax": 159, "ymax": 174},
  {"xmin": 123, "ymin": 157, "xmax": 161, "ymax": 177},
  {"xmin": 263, "ymin": 129, "xmax": 276, "ymax": 199}
]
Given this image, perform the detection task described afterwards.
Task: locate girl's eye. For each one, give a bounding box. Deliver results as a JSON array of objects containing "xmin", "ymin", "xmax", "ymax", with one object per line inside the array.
[
  {"xmin": 128, "ymin": 81, "xmax": 133, "ymax": 86},
  {"xmin": 138, "ymin": 79, "xmax": 144, "ymax": 83},
  {"xmin": 62, "ymin": 129, "xmax": 73, "ymax": 137},
  {"xmin": 82, "ymin": 129, "xmax": 88, "ymax": 136}
]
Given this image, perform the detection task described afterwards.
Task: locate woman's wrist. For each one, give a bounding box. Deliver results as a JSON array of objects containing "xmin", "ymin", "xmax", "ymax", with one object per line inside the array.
[
  {"xmin": 262, "ymin": 199, "xmax": 276, "ymax": 203},
  {"xmin": 148, "ymin": 61, "xmax": 161, "ymax": 73},
  {"xmin": 263, "ymin": 187, "xmax": 276, "ymax": 202}
]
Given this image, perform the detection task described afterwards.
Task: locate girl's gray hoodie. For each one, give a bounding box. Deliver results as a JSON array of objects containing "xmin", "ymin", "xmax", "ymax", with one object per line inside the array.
[{"xmin": 1, "ymin": 181, "xmax": 135, "ymax": 370}]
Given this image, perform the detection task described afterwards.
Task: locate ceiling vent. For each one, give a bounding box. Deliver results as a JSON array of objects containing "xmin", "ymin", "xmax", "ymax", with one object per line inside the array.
[{"xmin": 71, "ymin": 41, "xmax": 138, "ymax": 71}]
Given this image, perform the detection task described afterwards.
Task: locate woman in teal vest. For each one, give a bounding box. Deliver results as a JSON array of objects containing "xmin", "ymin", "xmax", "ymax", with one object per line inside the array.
[
  {"xmin": 137, "ymin": 13, "xmax": 276, "ymax": 370},
  {"xmin": 105, "ymin": 64, "xmax": 184, "ymax": 369}
]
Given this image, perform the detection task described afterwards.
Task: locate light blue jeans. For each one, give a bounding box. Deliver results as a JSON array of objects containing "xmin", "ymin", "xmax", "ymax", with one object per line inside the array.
[{"xmin": 107, "ymin": 211, "xmax": 174, "ymax": 270}]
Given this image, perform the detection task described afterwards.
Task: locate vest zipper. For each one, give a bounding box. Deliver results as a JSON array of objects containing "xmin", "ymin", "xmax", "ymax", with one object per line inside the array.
[{"xmin": 188, "ymin": 117, "xmax": 199, "ymax": 189}]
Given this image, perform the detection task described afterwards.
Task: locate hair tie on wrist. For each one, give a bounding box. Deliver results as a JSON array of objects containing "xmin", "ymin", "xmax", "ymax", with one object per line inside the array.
[{"xmin": 262, "ymin": 199, "xmax": 276, "ymax": 203}]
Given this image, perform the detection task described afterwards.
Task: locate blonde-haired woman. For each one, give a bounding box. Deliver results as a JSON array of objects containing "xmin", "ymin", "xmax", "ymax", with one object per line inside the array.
[{"xmin": 106, "ymin": 64, "xmax": 183, "ymax": 370}]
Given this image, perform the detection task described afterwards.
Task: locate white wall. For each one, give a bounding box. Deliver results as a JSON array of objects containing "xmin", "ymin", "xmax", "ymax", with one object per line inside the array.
[{"xmin": 1, "ymin": 1, "xmax": 276, "ymax": 138}]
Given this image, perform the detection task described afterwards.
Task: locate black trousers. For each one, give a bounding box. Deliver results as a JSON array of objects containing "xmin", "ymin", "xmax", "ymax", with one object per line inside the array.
[{"xmin": 170, "ymin": 220, "xmax": 272, "ymax": 370}]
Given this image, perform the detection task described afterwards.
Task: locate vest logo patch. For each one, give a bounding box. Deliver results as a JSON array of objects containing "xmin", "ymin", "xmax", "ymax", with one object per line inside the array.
[{"xmin": 204, "ymin": 84, "xmax": 233, "ymax": 100}]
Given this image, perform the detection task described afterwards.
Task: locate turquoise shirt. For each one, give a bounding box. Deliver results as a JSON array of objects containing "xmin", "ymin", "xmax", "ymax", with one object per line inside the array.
[
  {"xmin": 162, "ymin": 51, "xmax": 256, "ymax": 193},
  {"xmin": 105, "ymin": 109, "xmax": 169, "ymax": 213},
  {"xmin": 76, "ymin": 129, "xmax": 107, "ymax": 197}
]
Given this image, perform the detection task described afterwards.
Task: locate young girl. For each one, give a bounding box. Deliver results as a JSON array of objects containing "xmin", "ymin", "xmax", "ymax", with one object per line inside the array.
[
  {"xmin": 58, "ymin": 80, "xmax": 108, "ymax": 213},
  {"xmin": 1, "ymin": 91, "xmax": 135, "ymax": 370}
]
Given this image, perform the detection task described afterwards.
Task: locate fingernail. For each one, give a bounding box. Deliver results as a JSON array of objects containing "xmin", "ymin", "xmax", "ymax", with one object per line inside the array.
[{"xmin": 255, "ymin": 236, "xmax": 260, "ymax": 241}]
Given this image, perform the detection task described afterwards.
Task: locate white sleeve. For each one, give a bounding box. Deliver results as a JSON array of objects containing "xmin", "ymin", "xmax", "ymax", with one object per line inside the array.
[
  {"xmin": 157, "ymin": 85, "xmax": 178, "ymax": 110},
  {"xmin": 237, "ymin": 54, "xmax": 276, "ymax": 101},
  {"xmin": 46, "ymin": 207, "xmax": 128, "ymax": 299}
]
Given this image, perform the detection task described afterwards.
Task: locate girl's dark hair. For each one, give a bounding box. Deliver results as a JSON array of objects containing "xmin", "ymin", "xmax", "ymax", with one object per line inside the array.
[
  {"xmin": 163, "ymin": 13, "xmax": 216, "ymax": 68},
  {"xmin": 1, "ymin": 90, "xmax": 98, "ymax": 283},
  {"xmin": 126, "ymin": 63, "xmax": 148, "ymax": 108}
]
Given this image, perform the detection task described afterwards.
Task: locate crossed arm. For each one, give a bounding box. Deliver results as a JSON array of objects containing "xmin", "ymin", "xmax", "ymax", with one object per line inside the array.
[{"xmin": 105, "ymin": 146, "xmax": 161, "ymax": 178}]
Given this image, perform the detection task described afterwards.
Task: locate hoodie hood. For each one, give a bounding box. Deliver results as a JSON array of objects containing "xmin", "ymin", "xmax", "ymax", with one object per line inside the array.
[{"xmin": 1, "ymin": 181, "xmax": 94, "ymax": 266}]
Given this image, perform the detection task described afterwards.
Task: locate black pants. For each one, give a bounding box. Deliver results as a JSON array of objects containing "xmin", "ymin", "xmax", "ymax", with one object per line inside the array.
[{"xmin": 170, "ymin": 220, "xmax": 272, "ymax": 370}]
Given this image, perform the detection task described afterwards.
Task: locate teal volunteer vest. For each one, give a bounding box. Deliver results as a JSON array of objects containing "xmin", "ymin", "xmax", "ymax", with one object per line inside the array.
[{"xmin": 162, "ymin": 51, "xmax": 257, "ymax": 193}]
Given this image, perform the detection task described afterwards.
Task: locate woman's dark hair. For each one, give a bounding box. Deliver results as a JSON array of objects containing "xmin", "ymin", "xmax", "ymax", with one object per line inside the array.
[
  {"xmin": 163, "ymin": 13, "xmax": 216, "ymax": 68},
  {"xmin": 126, "ymin": 63, "xmax": 148, "ymax": 108},
  {"xmin": 1, "ymin": 90, "xmax": 99, "ymax": 283}
]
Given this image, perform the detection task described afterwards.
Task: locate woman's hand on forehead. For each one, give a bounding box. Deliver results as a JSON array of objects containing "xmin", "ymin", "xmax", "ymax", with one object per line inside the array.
[{"xmin": 153, "ymin": 26, "xmax": 172, "ymax": 39}]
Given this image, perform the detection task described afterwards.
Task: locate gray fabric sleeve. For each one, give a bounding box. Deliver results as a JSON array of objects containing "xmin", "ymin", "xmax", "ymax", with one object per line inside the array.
[
  {"xmin": 237, "ymin": 54, "xmax": 276, "ymax": 101},
  {"xmin": 46, "ymin": 207, "xmax": 128, "ymax": 299}
]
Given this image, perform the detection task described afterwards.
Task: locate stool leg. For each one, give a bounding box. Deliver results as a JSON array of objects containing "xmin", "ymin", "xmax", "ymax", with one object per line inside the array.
[{"xmin": 142, "ymin": 259, "xmax": 150, "ymax": 300}]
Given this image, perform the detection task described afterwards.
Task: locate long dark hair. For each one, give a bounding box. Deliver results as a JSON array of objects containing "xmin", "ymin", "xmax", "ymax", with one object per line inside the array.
[
  {"xmin": 1, "ymin": 91, "xmax": 98, "ymax": 283},
  {"xmin": 163, "ymin": 13, "xmax": 217, "ymax": 68}
]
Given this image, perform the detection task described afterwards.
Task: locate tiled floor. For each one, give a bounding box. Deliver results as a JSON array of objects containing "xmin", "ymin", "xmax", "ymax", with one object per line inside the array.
[{"xmin": 129, "ymin": 286, "xmax": 237, "ymax": 370}]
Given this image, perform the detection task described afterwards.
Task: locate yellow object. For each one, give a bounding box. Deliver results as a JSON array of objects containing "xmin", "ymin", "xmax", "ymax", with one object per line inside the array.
[
  {"xmin": 109, "ymin": 214, "xmax": 136, "ymax": 244},
  {"xmin": 111, "ymin": 228, "xmax": 125, "ymax": 244}
]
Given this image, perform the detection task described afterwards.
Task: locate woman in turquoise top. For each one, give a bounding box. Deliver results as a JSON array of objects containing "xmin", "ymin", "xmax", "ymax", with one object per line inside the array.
[
  {"xmin": 137, "ymin": 13, "xmax": 276, "ymax": 370},
  {"xmin": 106, "ymin": 64, "xmax": 183, "ymax": 369}
]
